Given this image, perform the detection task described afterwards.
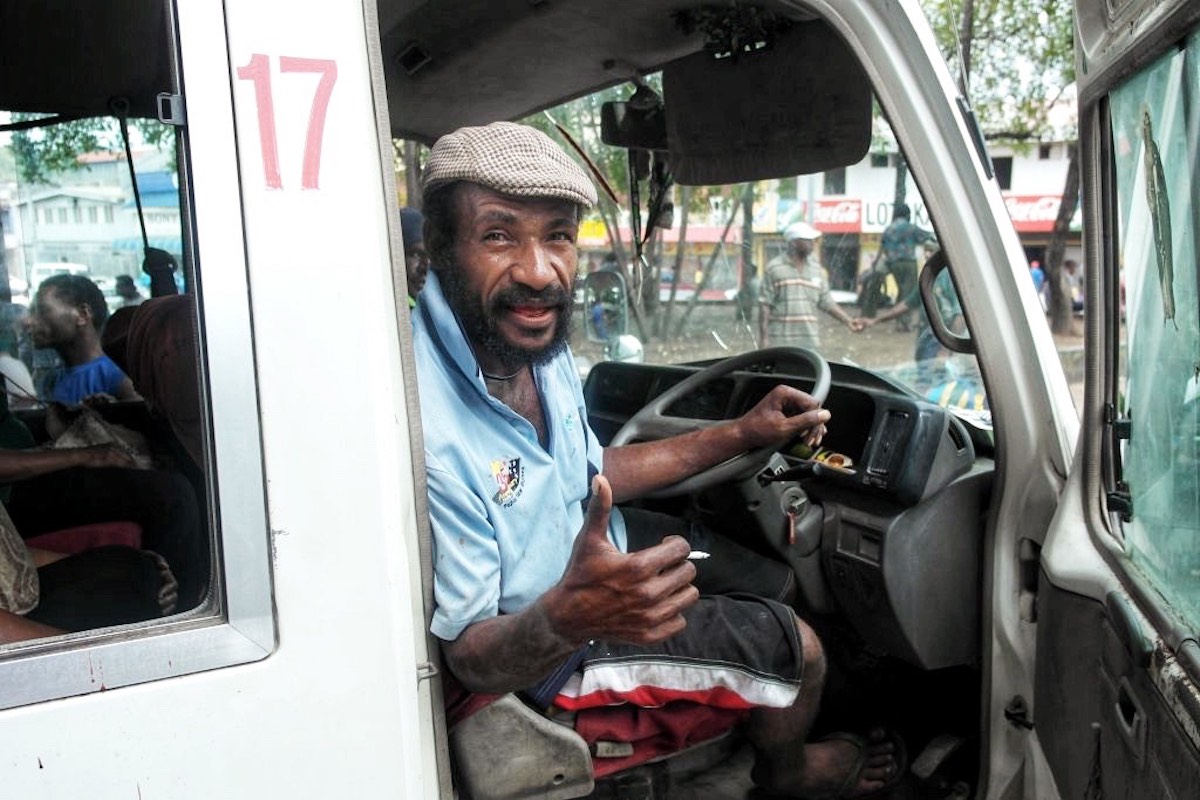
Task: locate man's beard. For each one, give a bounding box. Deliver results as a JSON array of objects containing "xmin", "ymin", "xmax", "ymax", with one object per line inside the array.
[{"xmin": 438, "ymin": 262, "xmax": 574, "ymax": 368}]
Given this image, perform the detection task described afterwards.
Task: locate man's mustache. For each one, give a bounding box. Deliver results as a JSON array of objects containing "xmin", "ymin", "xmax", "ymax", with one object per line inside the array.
[{"xmin": 490, "ymin": 284, "xmax": 572, "ymax": 310}]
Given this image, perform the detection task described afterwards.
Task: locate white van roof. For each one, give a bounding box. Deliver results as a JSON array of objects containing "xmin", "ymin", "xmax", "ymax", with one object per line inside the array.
[{"xmin": 30, "ymin": 262, "xmax": 91, "ymax": 277}]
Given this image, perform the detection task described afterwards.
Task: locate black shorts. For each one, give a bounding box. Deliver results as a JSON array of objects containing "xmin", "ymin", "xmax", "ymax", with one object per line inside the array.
[
  {"xmin": 548, "ymin": 507, "xmax": 804, "ymax": 712},
  {"xmin": 554, "ymin": 592, "xmax": 804, "ymax": 711}
]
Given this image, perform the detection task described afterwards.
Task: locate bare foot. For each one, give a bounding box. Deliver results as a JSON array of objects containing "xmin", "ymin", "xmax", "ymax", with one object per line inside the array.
[{"xmin": 757, "ymin": 729, "xmax": 902, "ymax": 799}]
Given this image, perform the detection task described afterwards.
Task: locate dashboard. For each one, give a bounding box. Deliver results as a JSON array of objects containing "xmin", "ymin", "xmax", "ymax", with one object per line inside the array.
[
  {"xmin": 585, "ymin": 358, "xmax": 977, "ymax": 508},
  {"xmin": 583, "ymin": 354, "xmax": 993, "ymax": 671}
]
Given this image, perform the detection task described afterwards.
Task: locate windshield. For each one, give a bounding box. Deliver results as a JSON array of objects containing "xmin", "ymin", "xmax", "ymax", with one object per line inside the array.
[{"xmin": 547, "ymin": 89, "xmax": 989, "ymax": 426}]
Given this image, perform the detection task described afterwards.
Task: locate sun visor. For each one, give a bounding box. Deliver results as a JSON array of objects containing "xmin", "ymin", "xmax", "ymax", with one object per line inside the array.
[
  {"xmin": 663, "ymin": 22, "xmax": 872, "ymax": 186},
  {"xmin": 0, "ymin": 0, "xmax": 173, "ymax": 118}
]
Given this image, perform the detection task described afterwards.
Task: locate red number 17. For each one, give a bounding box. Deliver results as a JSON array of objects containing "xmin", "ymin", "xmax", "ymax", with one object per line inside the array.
[{"xmin": 237, "ymin": 54, "xmax": 338, "ymax": 190}]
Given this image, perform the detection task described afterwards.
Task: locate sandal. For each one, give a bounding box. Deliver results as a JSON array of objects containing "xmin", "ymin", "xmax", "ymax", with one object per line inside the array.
[
  {"xmin": 818, "ymin": 728, "xmax": 908, "ymax": 799},
  {"xmin": 749, "ymin": 728, "xmax": 908, "ymax": 799}
]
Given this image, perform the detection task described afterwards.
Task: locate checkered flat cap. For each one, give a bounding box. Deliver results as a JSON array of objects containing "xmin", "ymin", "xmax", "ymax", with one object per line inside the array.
[{"xmin": 422, "ymin": 121, "xmax": 597, "ymax": 208}]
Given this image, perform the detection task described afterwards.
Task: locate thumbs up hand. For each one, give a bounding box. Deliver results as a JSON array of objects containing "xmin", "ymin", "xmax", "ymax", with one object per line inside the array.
[{"xmin": 543, "ymin": 475, "xmax": 699, "ymax": 646}]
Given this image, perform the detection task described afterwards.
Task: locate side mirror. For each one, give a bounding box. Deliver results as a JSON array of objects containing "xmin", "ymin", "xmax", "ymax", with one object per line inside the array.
[{"xmin": 582, "ymin": 270, "xmax": 629, "ymax": 343}]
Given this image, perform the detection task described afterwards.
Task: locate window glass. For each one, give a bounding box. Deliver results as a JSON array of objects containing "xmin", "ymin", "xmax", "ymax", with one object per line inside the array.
[
  {"xmin": 0, "ymin": 0, "xmax": 273, "ymax": 707},
  {"xmin": 550, "ymin": 89, "xmax": 990, "ymax": 431},
  {"xmin": 2, "ymin": 113, "xmax": 206, "ymax": 635},
  {"xmin": 1109, "ymin": 37, "xmax": 1200, "ymax": 626}
]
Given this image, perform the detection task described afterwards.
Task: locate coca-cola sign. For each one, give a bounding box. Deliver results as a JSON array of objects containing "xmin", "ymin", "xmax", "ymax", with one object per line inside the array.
[
  {"xmin": 812, "ymin": 199, "xmax": 862, "ymax": 233},
  {"xmin": 1003, "ymin": 195, "xmax": 1062, "ymax": 232}
]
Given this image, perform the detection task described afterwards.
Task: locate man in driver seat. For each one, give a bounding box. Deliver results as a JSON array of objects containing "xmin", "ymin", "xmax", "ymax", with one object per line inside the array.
[{"xmin": 412, "ymin": 121, "xmax": 902, "ymax": 798}]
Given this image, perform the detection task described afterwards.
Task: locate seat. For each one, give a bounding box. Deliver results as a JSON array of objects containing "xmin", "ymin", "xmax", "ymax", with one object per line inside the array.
[
  {"xmin": 448, "ymin": 689, "xmax": 747, "ymax": 799},
  {"xmin": 450, "ymin": 694, "xmax": 594, "ymax": 800},
  {"xmin": 102, "ymin": 295, "xmax": 203, "ymax": 470},
  {"xmin": 24, "ymin": 521, "xmax": 143, "ymax": 554}
]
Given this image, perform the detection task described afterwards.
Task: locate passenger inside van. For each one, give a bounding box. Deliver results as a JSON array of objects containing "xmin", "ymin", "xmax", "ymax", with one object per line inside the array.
[
  {"xmin": 0, "ymin": 312, "xmax": 206, "ymax": 612},
  {"xmin": 0, "ymin": 542, "xmax": 176, "ymax": 644},
  {"xmin": 0, "ymin": 433, "xmax": 206, "ymax": 612},
  {"xmin": 103, "ymin": 295, "xmax": 204, "ymax": 471},
  {"xmin": 26, "ymin": 275, "xmax": 141, "ymax": 406},
  {"xmin": 414, "ymin": 122, "xmax": 904, "ymax": 798},
  {"xmin": 0, "ymin": 461, "xmax": 180, "ymax": 645},
  {"xmin": 401, "ymin": 207, "xmax": 429, "ymax": 306},
  {"xmin": 0, "ymin": 328, "xmax": 36, "ymax": 411},
  {"xmin": 0, "ymin": 609, "xmax": 61, "ymax": 644}
]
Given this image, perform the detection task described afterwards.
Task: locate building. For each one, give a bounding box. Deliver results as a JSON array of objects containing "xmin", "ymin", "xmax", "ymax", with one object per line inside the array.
[
  {"xmin": 766, "ymin": 138, "xmax": 1082, "ymax": 291},
  {"xmin": 7, "ymin": 149, "xmax": 181, "ymax": 289},
  {"xmin": 580, "ymin": 136, "xmax": 1082, "ymax": 297}
]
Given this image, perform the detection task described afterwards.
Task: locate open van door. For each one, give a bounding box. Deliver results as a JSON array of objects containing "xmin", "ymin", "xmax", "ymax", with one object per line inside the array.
[
  {"xmin": 0, "ymin": 1, "xmax": 445, "ymax": 795},
  {"xmin": 1034, "ymin": 1, "xmax": 1200, "ymax": 797}
]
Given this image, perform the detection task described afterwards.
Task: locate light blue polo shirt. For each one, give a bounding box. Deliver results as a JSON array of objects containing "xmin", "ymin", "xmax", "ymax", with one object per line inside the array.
[{"xmin": 414, "ymin": 272, "xmax": 627, "ymax": 642}]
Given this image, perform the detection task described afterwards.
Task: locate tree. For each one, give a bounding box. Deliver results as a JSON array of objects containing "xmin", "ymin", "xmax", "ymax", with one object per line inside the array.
[
  {"xmin": 922, "ymin": 0, "xmax": 1079, "ymax": 333},
  {"xmin": 0, "ymin": 146, "xmax": 16, "ymax": 182},
  {"xmin": 522, "ymin": 78, "xmax": 737, "ymax": 343},
  {"xmin": 10, "ymin": 115, "xmax": 174, "ymax": 184},
  {"xmin": 5, "ymin": 115, "xmax": 177, "ymax": 302},
  {"xmin": 396, "ymin": 139, "xmax": 424, "ymax": 209}
]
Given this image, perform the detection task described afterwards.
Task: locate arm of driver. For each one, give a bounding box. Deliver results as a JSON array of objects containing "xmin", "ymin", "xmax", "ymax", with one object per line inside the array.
[
  {"xmin": 601, "ymin": 385, "xmax": 831, "ymax": 503},
  {"xmin": 442, "ymin": 475, "xmax": 698, "ymax": 694}
]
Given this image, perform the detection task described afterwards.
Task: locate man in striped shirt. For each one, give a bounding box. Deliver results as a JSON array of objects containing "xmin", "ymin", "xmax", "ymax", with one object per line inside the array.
[{"xmin": 758, "ymin": 222, "xmax": 862, "ymax": 350}]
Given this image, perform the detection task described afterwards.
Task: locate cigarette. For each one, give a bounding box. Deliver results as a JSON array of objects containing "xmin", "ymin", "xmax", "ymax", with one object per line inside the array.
[{"xmin": 687, "ymin": 551, "xmax": 711, "ymax": 561}]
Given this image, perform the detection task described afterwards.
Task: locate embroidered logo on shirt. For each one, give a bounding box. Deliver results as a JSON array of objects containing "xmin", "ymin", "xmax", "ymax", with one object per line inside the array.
[
  {"xmin": 563, "ymin": 411, "xmax": 578, "ymax": 452},
  {"xmin": 490, "ymin": 457, "xmax": 525, "ymax": 507}
]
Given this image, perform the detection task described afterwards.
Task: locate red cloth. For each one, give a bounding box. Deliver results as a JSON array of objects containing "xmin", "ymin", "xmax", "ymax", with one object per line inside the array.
[
  {"xmin": 25, "ymin": 521, "xmax": 143, "ymax": 554},
  {"xmin": 575, "ymin": 701, "xmax": 747, "ymax": 778},
  {"xmin": 445, "ymin": 668, "xmax": 746, "ymax": 781},
  {"xmin": 555, "ymin": 683, "xmax": 760, "ymax": 712},
  {"xmin": 442, "ymin": 669, "xmax": 503, "ymax": 729}
]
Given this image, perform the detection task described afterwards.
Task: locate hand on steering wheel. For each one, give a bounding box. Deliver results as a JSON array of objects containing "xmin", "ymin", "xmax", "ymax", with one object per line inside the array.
[{"xmin": 609, "ymin": 347, "xmax": 831, "ymax": 497}]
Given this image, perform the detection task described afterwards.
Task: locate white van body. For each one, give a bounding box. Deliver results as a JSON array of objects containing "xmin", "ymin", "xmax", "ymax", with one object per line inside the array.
[
  {"xmin": 0, "ymin": 0, "xmax": 1196, "ymax": 798},
  {"xmin": 1, "ymin": 2, "xmax": 446, "ymax": 797},
  {"xmin": 28, "ymin": 262, "xmax": 91, "ymax": 293}
]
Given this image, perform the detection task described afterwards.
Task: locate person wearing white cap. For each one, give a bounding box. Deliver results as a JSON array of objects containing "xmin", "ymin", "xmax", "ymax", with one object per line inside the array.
[
  {"xmin": 411, "ymin": 121, "xmax": 902, "ymax": 797},
  {"xmin": 758, "ymin": 221, "xmax": 863, "ymax": 350}
]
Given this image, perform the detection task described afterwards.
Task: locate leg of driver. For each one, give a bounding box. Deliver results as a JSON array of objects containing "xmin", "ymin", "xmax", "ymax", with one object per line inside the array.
[{"xmin": 748, "ymin": 616, "xmax": 898, "ymax": 797}]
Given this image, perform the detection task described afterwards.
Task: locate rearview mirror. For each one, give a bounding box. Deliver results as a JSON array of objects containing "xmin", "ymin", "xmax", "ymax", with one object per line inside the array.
[{"xmin": 600, "ymin": 100, "xmax": 669, "ymax": 151}]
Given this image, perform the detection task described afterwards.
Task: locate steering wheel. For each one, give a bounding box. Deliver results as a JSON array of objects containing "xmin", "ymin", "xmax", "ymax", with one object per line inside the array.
[{"xmin": 609, "ymin": 347, "xmax": 831, "ymax": 497}]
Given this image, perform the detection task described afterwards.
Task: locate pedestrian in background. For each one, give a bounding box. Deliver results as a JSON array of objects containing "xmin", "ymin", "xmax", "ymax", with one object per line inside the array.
[
  {"xmin": 877, "ymin": 204, "xmax": 937, "ymax": 330},
  {"xmin": 758, "ymin": 222, "xmax": 863, "ymax": 350}
]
